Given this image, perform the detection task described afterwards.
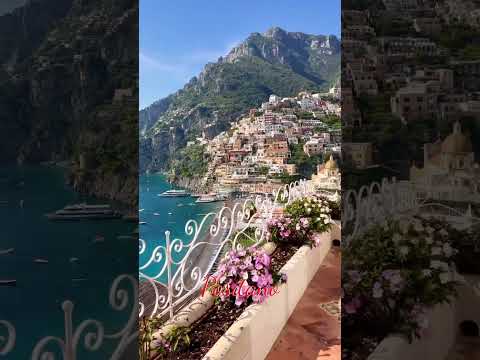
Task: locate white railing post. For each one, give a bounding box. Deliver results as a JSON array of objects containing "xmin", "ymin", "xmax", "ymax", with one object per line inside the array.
[
  {"xmin": 63, "ymin": 301, "xmax": 75, "ymax": 360},
  {"xmin": 165, "ymin": 230, "xmax": 174, "ymax": 320}
]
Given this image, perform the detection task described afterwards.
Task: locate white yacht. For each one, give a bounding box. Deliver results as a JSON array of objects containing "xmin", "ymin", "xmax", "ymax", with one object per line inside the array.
[
  {"xmin": 46, "ymin": 203, "xmax": 120, "ymax": 220},
  {"xmin": 158, "ymin": 189, "xmax": 190, "ymax": 197},
  {"xmin": 196, "ymin": 193, "xmax": 226, "ymax": 203}
]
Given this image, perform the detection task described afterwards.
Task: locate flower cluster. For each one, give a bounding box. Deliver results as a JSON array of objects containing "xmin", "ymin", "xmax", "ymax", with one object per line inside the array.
[
  {"xmin": 267, "ymin": 197, "xmax": 331, "ymax": 248},
  {"xmin": 212, "ymin": 246, "xmax": 285, "ymax": 306},
  {"xmin": 342, "ymin": 217, "xmax": 459, "ymax": 344}
]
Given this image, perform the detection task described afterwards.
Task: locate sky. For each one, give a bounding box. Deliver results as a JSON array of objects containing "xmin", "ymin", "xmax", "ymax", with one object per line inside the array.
[{"xmin": 140, "ymin": 0, "xmax": 341, "ymax": 109}]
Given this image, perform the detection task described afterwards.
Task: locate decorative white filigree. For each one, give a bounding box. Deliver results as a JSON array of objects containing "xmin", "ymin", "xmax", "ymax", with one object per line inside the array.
[
  {"xmin": 0, "ymin": 320, "xmax": 15, "ymax": 356},
  {"xmin": 343, "ymin": 177, "xmax": 480, "ymax": 245},
  {"xmin": 0, "ymin": 275, "xmax": 137, "ymax": 360},
  {"xmin": 139, "ymin": 178, "xmax": 322, "ymax": 320}
]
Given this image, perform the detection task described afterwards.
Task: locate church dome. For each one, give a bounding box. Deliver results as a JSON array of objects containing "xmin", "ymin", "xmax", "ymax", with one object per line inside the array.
[
  {"xmin": 441, "ymin": 121, "xmax": 473, "ymax": 154},
  {"xmin": 324, "ymin": 155, "xmax": 338, "ymax": 170}
]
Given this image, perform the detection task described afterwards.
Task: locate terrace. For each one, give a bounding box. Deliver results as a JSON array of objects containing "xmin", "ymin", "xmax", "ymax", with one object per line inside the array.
[{"xmin": 139, "ymin": 179, "xmax": 342, "ymax": 360}]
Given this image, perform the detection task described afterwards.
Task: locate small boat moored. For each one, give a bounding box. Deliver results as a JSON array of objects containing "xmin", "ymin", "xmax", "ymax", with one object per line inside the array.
[
  {"xmin": 195, "ymin": 193, "xmax": 229, "ymax": 203},
  {"xmin": 34, "ymin": 258, "xmax": 49, "ymax": 264}
]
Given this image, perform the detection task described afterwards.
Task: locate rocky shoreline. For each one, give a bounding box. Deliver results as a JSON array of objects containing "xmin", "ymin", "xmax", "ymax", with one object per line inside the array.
[{"xmin": 166, "ymin": 174, "xmax": 211, "ymax": 193}]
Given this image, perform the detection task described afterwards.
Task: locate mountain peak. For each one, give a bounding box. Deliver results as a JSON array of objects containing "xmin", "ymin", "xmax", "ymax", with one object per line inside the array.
[
  {"xmin": 264, "ymin": 26, "xmax": 288, "ymax": 38},
  {"xmin": 140, "ymin": 29, "xmax": 340, "ymax": 173}
]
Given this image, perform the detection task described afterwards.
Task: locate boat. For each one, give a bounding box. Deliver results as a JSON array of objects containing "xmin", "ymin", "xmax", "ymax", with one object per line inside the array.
[
  {"xmin": 0, "ymin": 280, "xmax": 16, "ymax": 286},
  {"xmin": 139, "ymin": 221, "xmax": 147, "ymax": 225},
  {"xmin": 64, "ymin": 203, "xmax": 111, "ymax": 210},
  {"xmin": 196, "ymin": 195, "xmax": 218, "ymax": 203},
  {"xmin": 69, "ymin": 257, "xmax": 79, "ymax": 263},
  {"xmin": 46, "ymin": 203, "xmax": 121, "ymax": 221},
  {"xmin": 34, "ymin": 258, "xmax": 48, "ymax": 264},
  {"xmin": 157, "ymin": 189, "xmax": 190, "ymax": 197},
  {"xmin": 0, "ymin": 248, "xmax": 14, "ymax": 255},
  {"xmin": 153, "ymin": 213, "xmax": 160, "ymax": 216},
  {"xmin": 216, "ymin": 193, "xmax": 228, "ymax": 201},
  {"xmin": 195, "ymin": 193, "xmax": 227, "ymax": 203},
  {"xmin": 190, "ymin": 193, "xmax": 202, "ymax": 198},
  {"xmin": 93, "ymin": 235, "xmax": 105, "ymax": 242}
]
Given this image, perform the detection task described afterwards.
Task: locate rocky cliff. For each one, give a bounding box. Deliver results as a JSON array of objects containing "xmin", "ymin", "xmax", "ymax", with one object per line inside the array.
[
  {"xmin": 0, "ymin": 0, "xmax": 138, "ymax": 205},
  {"xmin": 139, "ymin": 27, "xmax": 341, "ymax": 175}
]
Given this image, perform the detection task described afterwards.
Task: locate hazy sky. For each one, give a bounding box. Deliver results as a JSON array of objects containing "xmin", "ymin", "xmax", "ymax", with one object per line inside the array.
[
  {"xmin": 140, "ymin": 0, "xmax": 341, "ymax": 109},
  {"xmin": 0, "ymin": 0, "xmax": 26, "ymax": 15}
]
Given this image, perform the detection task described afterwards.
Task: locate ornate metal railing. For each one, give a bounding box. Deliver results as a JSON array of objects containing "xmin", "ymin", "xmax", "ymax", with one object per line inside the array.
[
  {"xmin": 343, "ymin": 177, "xmax": 480, "ymax": 245},
  {"xmin": 0, "ymin": 275, "xmax": 138, "ymax": 359},
  {"xmin": 138, "ymin": 178, "xmax": 322, "ymax": 320}
]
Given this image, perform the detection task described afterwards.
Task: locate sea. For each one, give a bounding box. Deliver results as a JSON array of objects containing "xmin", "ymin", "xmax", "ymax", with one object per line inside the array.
[
  {"xmin": 0, "ymin": 168, "xmax": 222, "ymax": 359},
  {"xmin": 0, "ymin": 165, "xmax": 137, "ymax": 359},
  {"xmin": 139, "ymin": 174, "xmax": 221, "ymax": 282}
]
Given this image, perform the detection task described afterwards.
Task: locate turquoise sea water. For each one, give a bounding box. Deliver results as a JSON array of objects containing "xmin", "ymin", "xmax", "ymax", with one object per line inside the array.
[
  {"xmin": 0, "ymin": 166, "xmax": 137, "ymax": 359},
  {"xmin": 139, "ymin": 174, "xmax": 221, "ymax": 282}
]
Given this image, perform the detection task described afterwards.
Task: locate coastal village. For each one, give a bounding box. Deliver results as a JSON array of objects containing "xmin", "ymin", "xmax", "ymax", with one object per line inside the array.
[
  {"xmin": 182, "ymin": 88, "xmax": 341, "ymax": 199},
  {"xmin": 342, "ymin": 0, "xmax": 480, "ymax": 204}
]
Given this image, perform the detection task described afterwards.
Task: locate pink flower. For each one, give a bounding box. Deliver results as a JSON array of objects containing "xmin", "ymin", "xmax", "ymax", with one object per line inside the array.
[{"xmin": 345, "ymin": 297, "xmax": 362, "ymax": 314}]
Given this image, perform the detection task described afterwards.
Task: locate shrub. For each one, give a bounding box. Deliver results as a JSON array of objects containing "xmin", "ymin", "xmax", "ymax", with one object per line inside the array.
[
  {"xmin": 342, "ymin": 217, "xmax": 459, "ymax": 349},
  {"xmin": 267, "ymin": 197, "xmax": 331, "ymax": 248},
  {"xmin": 163, "ymin": 326, "xmax": 191, "ymax": 353},
  {"xmin": 285, "ymin": 197, "xmax": 332, "ymax": 234}
]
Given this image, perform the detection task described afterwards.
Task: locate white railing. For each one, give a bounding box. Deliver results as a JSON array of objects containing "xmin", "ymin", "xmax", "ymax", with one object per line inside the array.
[
  {"xmin": 342, "ymin": 178, "xmax": 418, "ymax": 244},
  {"xmin": 138, "ymin": 178, "xmax": 324, "ymax": 320},
  {"xmin": 0, "ymin": 275, "xmax": 138, "ymax": 359},
  {"xmin": 343, "ymin": 177, "xmax": 480, "ymax": 244}
]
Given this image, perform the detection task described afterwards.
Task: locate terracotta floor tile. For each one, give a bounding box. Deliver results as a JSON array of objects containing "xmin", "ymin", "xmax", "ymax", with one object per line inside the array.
[{"xmin": 266, "ymin": 249, "xmax": 341, "ymax": 360}]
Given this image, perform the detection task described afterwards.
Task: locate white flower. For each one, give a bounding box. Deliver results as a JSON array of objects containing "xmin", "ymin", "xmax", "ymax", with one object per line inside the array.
[
  {"xmin": 422, "ymin": 269, "xmax": 432, "ymax": 277},
  {"xmin": 413, "ymin": 221, "xmax": 424, "ymax": 232},
  {"xmin": 399, "ymin": 246, "xmax": 409, "ymax": 256},
  {"xmin": 426, "ymin": 226, "xmax": 435, "ymax": 234},
  {"xmin": 306, "ymin": 208, "xmax": 312, "ymax": 214},
  {"xmin": 430, "ymin": 260, "xmax": 449, "ymax": 271},
  {"xmin": 443, "ymin": 243, "xmax": 453, "ymax": 257},
  {"xmin": 431, "ymin": 247, "xmax": 442, "ymax": 256},
  {"xmin": 438, "ymin": 229, "xmax": 449, "ymax": 237},
  {"xmin": 382, "ymin": 221, "xmax": 389, "ymax": 231},
  {"xmin": 439, "ymin": 272, "xmax": 451, "ymax": 284}
]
